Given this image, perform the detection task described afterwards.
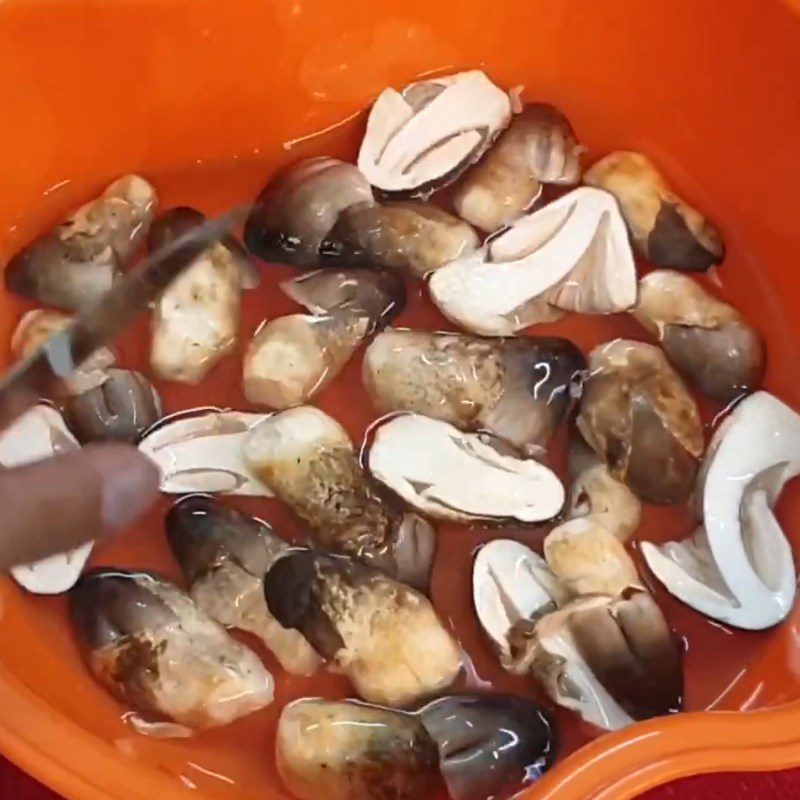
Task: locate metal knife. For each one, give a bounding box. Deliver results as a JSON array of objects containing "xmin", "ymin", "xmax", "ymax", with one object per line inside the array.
[{"xmin": 0, "ymin": 206, "xmax": 248, "ymax": 432}]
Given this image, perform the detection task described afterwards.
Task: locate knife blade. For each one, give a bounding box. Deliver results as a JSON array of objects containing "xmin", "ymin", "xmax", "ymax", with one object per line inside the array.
[{"xmin": 0, "ymin": 205, "xmax": 249, "ymax": 432}]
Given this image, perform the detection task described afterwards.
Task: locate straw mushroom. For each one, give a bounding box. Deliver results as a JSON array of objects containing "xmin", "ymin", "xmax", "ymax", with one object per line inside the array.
[
  {"xmin": 166, "ymin": 495, "xmax": 321, "ymax": 675},
  {"xmin": 363, "ymin": 329, "xmax": 585, "ymax": 456},
  {"xmin": 244, "ymin": 406, "xmax": 436, "ymax": 591},
  {"xmin": 577, "ymin": 340, "xmax": 704, "ymax": 504},
  {"xmin": 5, "ymin": 175, "xmax": 157, "ymax": 311},
  {"xmin": 429, "ymin": 187, "xmax": 637, "ymax": 335},
  {"xmin": 358, "ymin": 70, "xmax": 512, "ymax": 197},
  {"xmin": 585, "ymin": 151, "xmax": 724, "ymax": 272},
  {"xmin": 244, "ymin": 157, "xmax": 374, "ymax": 266},
  {"xmin": 633, "ymin": 270, "xmax": 764, "ymax": 403},
  {"xmin": 367, "ymin": 414, "xmax": 565, "ymax": 522},
  {"xmin": 452, "ymin": 102, "xmax": 582, "ymax": 233},
  {"xmin": 641, "ymin": 391, "xmax": 800, "ymax": 630},
  {"xmin": 138, "ymin": 409, "xmax": 273, "ymax": 496},
  {"xmin": 70, "ymin": 569, "xmax": 273, "ymax": 734},
  {"xmin": 264, "ymin": 550, "xmax": 461, "ymax": 706},
  {"xmin": 0, "ymin": 405, "xmax": 92, "ymax": 594}
]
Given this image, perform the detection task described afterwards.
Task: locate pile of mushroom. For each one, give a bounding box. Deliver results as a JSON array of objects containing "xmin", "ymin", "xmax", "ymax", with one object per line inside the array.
[{"xmin": 3, "ymin": 65, "xmax": 797, "ymax": 800}]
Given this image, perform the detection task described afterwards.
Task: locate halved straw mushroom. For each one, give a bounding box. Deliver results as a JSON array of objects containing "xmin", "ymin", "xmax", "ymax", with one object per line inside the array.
[
  {"xmin": 566, "ymin": 435, "xmax": 641, "ymax": 541},
  {"xmin": 165, "ymin": 495, "xmax": 321, "ymax": 675},
  {"xmin": 633, "ymin": 270, "xmax": 764, "ymax": 403},
  {"xmin": 321, "ymin": 201, "xmax": 479, "ymax": 277},
  {"xmin": 358, "ymin": 70, "xmax": 512, "ymax": 197},
  {"xmin": 244, "ymin": 157, "xmax": 374, "ymax": 266},
  {"xmin": 264, "ymin": 550, "xmax": 461, "ymax": 706},
  {"xmin": 138, "ymin": 409, "xmax": 273, "ymax": 496},
  {"xmin": 276, "ymin": 699, "xmax": 439, "ymax": 800},
  {"xmin": 367, "ymin": 414, "xmax": 564, "ymax": 522},
  {"xmin": 5, "ymin": 175, "xmax": 157, "ymax": 311},
  {"xmin": 363, "ymin": 329, "xmax": 585, "ymax": 456},
  {"xmin": 0, "ymin": 405, "xmax": 92, "ymax": 594},
  {"xmin": 418, "ymin": 694, "xmax": 557, "ymax": 800},
  {"xmin": 10, "ymin": 309, "xmax": 115, "ymax": 396},
  {"xmin": 70, "ymin": 569, "xmax": 274, "ymax": 735},
  {"xmin": 452, "ymin": 102, "xmax": 582, "ymax": 233},
  {"xmin": 429, "ymin": 187, "xmax": 637, "ymax": 335},
  {"xmin": 641, "ymin": 391, "xmax": 800, "ymax": 630},
  {"xmin": 577, "ymin": 340, "xmax": 704, "ymax": 504},
  {"xmin": 64, "ymin": 369, "xmax": 162, "ymax": 443},
  {"xmin": 244, "ymin": 406, "xmax": 436, "ymax": 591},
  {"xmin": 585, "ymin": 151, "xmax": 724, "ymax": 272},
  {"xmin": 148, "ymin": 207, "xmax": 255, "ymax": 384}
]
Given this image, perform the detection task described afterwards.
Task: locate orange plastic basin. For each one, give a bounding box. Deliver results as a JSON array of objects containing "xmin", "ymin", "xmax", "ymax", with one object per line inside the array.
[{"xmin": 2, "ymin": 1, "xmax": 800, "ymax": 799}]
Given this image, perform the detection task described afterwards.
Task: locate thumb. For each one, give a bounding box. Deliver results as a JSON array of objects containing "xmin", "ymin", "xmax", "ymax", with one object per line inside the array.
[{"xmin": 0, "ymin": 443, "xmax": 160, "ymax": 570}]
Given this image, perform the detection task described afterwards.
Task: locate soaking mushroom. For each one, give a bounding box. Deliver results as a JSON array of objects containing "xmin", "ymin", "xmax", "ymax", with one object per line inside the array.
[
  {"xmin": 276, "ymin": 699, "xmax": 439, "ymax": 800},
  {"xmin": 0, "ymin": 404, "xmax": 92, "ymax": 594},
  {"xmin": 363, "ymin": 329, "xmax": 585, "ymax": 455},
  {"xmin": 264, "ymin": 549, "xmax": 461, "ymax": 706},
  {"xmin": 244, "ymin": 157, "xmax": 374, "ymax": 266},
  {"xmin": 577, "ymin": 339, "xmax": 704, "ymax": 504},
  {"xmin": 64, "ymin": 369, "xmax": 162, "ymax": 443},
  {"xmin": 138, "ymin": 409, "xmax": 273, "ymax": 496},
  {"xmin": 165, "ymin": 495, "xmax": 321, "ymax": 675},
  {"xmin": 148, "ymin": 207, "xmax": 254, "ymax": 384},
  {"xmin": 429, "ymin": 187, "xmax": 637, "ymax": 335},
  {"xmin": 70, "ymin": 569, "xmax": 274, "ymax": 734},
  {"xmin": 367, "ymin": 414, "xmax": 565, "ymax": 522},
  {"xmin": 321, "ymin": 201, "xmax": 479, "ymax": 277},
  {"xmin": 10, "ymin": 309, "xmax": 115, "ymax": 396},
  {"xmin": 5, "ymin": 175, "xmax": 157, "ymax": 311},
  {"xmin": 452, "ymin": 102, "xmax": 582, "ymax": 233},
  {"xmin": 584, "ymin": 151, "xmax": 724, "ymax": 272},
  {"xmin": 418, "ymin": 694, "xmax": 557, "ymax": 800},
  {"xmin": 244, "ymin": 406, "xmax": 436, "ymax": 590},
  {"xmin": 641, "ymin": 391, "xmax": 800, "ymax": 630},
  {"xmin": 633, "ymin": 270, "xmax": 764, "ymax": 403},
  {"xmin": 358, "ymin": 70, "xmax": 511, "ymax": 197},
  {"xmin": 566, "ymin": 435, "xmax": 642, "ymax": 541}
]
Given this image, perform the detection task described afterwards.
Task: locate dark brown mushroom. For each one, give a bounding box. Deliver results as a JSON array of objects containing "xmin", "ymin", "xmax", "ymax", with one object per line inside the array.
[
  {"xmin": 363, "ymin": 329, "xmax": 586, "ymax": 455},
  {"xmin": 585, "ymin": 152, "xmax": 724, "ymax": 272},
  {"xmin": 633, "ymin": 270, "xmax": 764, "ymax": 403},
  {"xmin": 264, "ymin": 550, "xmax": 461, "ymax": 706},
  {"xmin": 5, "ymin": 175, "xmax": 157, "ymax": 311},
  {"xmin": 63, "ymin": 369, "xmax": 161, "ymax": 443},
  {"xmin": 577, "ymin": 340, "xmax": 704, "ymax": 504}
]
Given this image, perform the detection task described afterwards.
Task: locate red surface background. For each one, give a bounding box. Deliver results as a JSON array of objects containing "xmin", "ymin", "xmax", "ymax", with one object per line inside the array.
[{"xmin": 2, "ymin": 757, "xmax": 796, "ymax": 800}]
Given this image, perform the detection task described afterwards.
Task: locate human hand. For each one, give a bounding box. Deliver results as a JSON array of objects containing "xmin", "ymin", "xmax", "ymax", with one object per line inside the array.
[{"xmin": 0, "ymin": 443, "xmax": 159, "ymax": 570}]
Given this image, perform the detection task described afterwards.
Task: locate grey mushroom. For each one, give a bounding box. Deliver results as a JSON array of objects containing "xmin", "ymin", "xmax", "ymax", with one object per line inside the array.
[
  {"xmin": 63, "ymin": 369, "xmax": 162, "ymax": 443},
  {"xmin": 244, "ymin": 157, "xmax": 374, "ymax": 267},
  {"xmin": 418, "ymin": 694, "xmax": 557, "ymax": 800},
  {"xmin": 276, "ymin": 699, "xmax": 439, "ymax": 800},
  {"xmin": 5, "ymin": 175, "xmax": 157, "ymax": 311},
  {"xmin": 633, "ymin": 270, "xmax": 764, "ymax": 403},
  {"xmin": 264, "ymin": 550, "xmax": 461, "ymax": 707},
  {"xmin": 165, "ymin": 495, "xmax": 321, "ymax": 675},
  {"xmin": 584, "ymin": 152, "xmax": 724, "ymax": 272},
  {"xmin": 363, "ymin": 329, "xmax": 586, "ymax": 455},
  {"xmin": 69, "ymin": 569, "xmax": 273, "ymax": 734},
  {"xmin": 577, "ymin": 340, "xmax": 704, "ymax": 504},
  {"xmin": 453, "ymin": 102, "xmax": 582, "ymax": 233},
  {"xmin": 320, "ymin": 201, "xmax": 479, "ymax": 277},
  {"xmin": 244, "ymin": 406, "xmax": 436, "ymax": 591}
]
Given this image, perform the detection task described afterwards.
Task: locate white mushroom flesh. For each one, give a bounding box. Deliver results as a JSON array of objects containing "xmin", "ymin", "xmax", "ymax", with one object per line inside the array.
[
  {"xmin": 358, "ymin": 70, "xmax": 511, "ymax": 195},
  {"xmin": 368, "ymin": 414, "xmax": 564, "ymax": 522},
  {"xmin": 0, "ymin": 405, "xmax": 92, "ymax": 593},
  {"xmin": 641, "ymin": 391, "xmax": 800, "ymax": 630},
  {"xmin": 429, "ymin": 187, "xmax": 637, "ymax": 335},
  {"xmin": 138, "ymin": 410, "xmax": 273, "ymax": 496}
]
